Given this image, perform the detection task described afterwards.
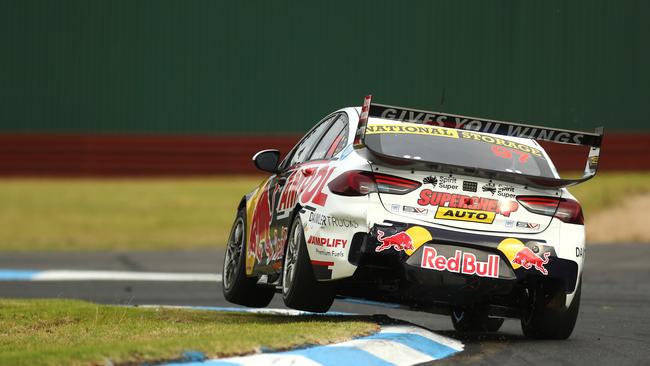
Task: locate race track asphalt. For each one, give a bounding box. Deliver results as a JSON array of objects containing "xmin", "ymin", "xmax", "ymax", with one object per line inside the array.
[{"xmin": 1, "ymin": 244, "xmax": 648, "ymax": 365}]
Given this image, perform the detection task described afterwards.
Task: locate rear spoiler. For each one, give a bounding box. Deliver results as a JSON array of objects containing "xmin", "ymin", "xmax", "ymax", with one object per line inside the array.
[{"xmin": 354, "ymin": 95, "xmax": 604, "ymax": 189}]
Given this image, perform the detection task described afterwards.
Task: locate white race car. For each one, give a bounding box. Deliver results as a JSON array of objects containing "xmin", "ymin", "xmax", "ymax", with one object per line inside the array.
[{"xmin": 222, "ymin": 96, "xmax": 603, "ymax": 339}]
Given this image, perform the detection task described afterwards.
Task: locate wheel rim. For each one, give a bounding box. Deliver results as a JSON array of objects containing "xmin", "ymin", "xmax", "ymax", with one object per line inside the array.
[
  {"xmin": 223, "ymin": 217, "xmax": 244, "ymax": 290},
  {"xmin": 282, "ymin": 221, "xmax": 301, "ymax": 294}
]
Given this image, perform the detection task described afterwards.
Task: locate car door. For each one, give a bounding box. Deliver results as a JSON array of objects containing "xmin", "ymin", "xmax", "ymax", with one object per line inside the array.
[
  {"xmin": 267, "ymin": 113, "xmax": 350, "ymax": 272},
  {"xmin": 248, "ymin": 114, "xmax": 338, "ymax": 275}
]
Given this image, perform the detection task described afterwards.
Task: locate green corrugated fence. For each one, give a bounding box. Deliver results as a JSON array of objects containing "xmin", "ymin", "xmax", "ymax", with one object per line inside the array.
[{"xmin": 1, "ymin": 0, "xmax": 648, "ymax": 134}]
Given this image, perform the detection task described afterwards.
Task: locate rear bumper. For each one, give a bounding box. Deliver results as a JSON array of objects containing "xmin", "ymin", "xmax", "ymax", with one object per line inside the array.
[{"xmin": 338, "ymin": 221, "xmax": 579, "ymax": 312}]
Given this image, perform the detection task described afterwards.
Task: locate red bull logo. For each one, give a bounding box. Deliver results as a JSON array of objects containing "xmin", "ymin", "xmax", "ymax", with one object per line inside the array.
[
  {"xmin": 374, "ymin": 226, "xmax": 433, "ymax": 255},
  {"xmin": 512, "ymin": 247, "xmax": 550, "ymax": 275},
  {"xmin": 420, "ymin": 247, "xmax": 500, "ymax": 278},
  {"xmin": 375, "ymin": 230, "xmax": 414, "ymax": 252}
]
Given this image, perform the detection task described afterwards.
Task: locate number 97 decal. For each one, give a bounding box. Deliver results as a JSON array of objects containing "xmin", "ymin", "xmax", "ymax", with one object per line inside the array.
[{"xmin": 491, "ymin": 145, "xmax": 530, "ymax": 163}]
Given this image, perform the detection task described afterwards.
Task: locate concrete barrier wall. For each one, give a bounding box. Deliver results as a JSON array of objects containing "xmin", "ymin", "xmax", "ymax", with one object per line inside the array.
[{"xmin": 0, "ymin": 134, "xmax": 645, "ymax": 176}]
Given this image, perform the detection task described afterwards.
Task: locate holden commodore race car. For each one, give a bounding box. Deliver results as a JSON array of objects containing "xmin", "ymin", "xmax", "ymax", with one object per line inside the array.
[{"xmin": 222, "ymin": 95, "xmax": 603, "ymax": 339}]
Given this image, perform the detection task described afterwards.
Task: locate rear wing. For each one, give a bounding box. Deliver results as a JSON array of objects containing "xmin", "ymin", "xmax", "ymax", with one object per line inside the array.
[{"xmin": 354, "ymin": 95, "xmax": 604, "ymax": 189}]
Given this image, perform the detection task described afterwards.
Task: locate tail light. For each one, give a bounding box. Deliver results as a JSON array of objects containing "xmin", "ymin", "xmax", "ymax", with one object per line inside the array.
[
  {"xmin": 517, "ymin": 196, "xmax": 584, "ymax": 225},
  {"xmin": 328, "ymin": 171, "xmax": 421, "ymax": 196}
]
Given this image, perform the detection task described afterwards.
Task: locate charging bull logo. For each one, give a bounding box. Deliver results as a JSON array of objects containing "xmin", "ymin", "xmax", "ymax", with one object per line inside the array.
[
  {"xmin": 512, "ymin": 248, "xmax": 550, "ymax": 275},
  {"xmin": 376, "ymin": 230, "xmax": 413, "ymax": 253},
  {"xmin": 375, "ymin": 226, "xmax": 433, "ymax": 256},
  {"xmin": 249, "ymin": 184, "xmax": 289, "ymax": 265},
  {"xmin": 250, "ymin": 184, "xmax": 272, "ymax": 262},
  {"xmin": 497, "ymin": 238, "xmax": 550, "ymax": 275}
]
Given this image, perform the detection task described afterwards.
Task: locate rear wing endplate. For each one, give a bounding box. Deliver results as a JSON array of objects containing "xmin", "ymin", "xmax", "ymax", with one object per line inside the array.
[{"xmin": 354, "ymin": 95, "xmax": 604, "ymax": 188}]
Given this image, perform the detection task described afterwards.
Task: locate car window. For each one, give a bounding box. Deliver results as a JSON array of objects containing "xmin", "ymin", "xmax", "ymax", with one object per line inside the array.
[
  {"xmin": 328, "ymin": 122, "xmax": 349, "ymax": 158},
  {"xmin": 309, "ymin": 114, "xmax": 348, "ymax": 160},
  {"xmin": 287, "ymin": 115, "xmax": 336, "ymax": 167},
  {"xmin": 364, "ymin": 121, "xmax": 555, "ymax": 177}
]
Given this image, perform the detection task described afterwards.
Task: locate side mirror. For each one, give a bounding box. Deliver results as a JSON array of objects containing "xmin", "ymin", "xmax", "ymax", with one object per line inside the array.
[{"xmin": 252, "ymin": 149, "xmax": 281, "ymax": 173}]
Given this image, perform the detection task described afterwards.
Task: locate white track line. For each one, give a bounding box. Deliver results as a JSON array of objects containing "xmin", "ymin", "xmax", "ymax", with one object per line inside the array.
[{"xmin": 30, "ymin": 270, "xmax": 221, "ymax": 282}]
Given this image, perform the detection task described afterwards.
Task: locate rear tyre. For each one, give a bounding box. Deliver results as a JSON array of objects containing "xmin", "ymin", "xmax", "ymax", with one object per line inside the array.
[
  {"xmin": 282, "ymin": 217, "xmax": 334, "ymax": 313},
  {"xmin": 222, "ymin": 209, "xmax": 275, "ymax": 307},
  {"xmin": 451, "ymin": 308, "xmax": 504, "ymax": 332},
  {"xmin": 520, "ymin": 279, "xmax": 581, "ymax": 339}
]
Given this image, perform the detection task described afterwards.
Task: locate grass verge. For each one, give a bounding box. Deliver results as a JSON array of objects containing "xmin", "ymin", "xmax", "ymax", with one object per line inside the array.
[
  {"xmin": 0, "ymin": 173, "xmax": 648, "ymax": 251},
  {"xmin": 0, "ymin": 298, "xmax": 379, "ymax": 366},
  {"xmin": 568, "ymin": 172, "xmax": 650, "ymax": 214},
  {"xmin": 0, "ymin": 177, "xmax": 263, "ymax": 251}
]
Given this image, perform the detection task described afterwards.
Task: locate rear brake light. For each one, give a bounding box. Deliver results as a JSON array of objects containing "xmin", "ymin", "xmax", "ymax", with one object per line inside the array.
[
  {"xmin": 328, "ymin": 171, "xmax": 421, "ymax": 196},
  {"xmin": 517, "ymin": 196, "xmax": 584, "ymax": 225},
  {"xmin": 555, "ymin": 199, "xmax": 584, "ymax": 225}
]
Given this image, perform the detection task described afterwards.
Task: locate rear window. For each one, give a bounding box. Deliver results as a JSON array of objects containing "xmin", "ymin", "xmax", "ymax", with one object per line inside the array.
[{"xmin": 364, "ymin": 122, "xmax": 555, "ymax": 178}]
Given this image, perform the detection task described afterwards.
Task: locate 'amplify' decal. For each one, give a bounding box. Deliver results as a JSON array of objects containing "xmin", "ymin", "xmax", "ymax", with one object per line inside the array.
[
  {"xmin": 421, "ymin": 247, "xmax": 500, "ymax": 279},
  {"xmin": 307, "ymin": 235, "xmax": 348, "ymax": 248},
  {"xmin": 417, "ymin": 190, "xmax": 519, "ymax": 217}
]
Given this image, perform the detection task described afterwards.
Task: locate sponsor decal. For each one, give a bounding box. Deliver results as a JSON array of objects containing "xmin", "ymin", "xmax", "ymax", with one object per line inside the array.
[
  {"xmin": 438, "ymin": 176, "xmax": 459, "ymax": 190},
  {"xmin": 513, "ymin": 248, "xmax": 549, "ymax": 275},
  {"xmin": 462, "ymin": 181, "xmax": 478, "ymax": 192},
  {"xmin": 496, "ymin": 184, "xmax": 516, "ymax": 199},
  {"xmin": 588, "ymin": 155, "xmax": 599, "ymax": 170},
  {"xmin": 435, "ymin": 207, "xmax": 495, "ymax": 224},
  {"xmin": 375, "ymin": 105, "xmax": 591, "ymax": 145},
  {"xmin": 459, "ymin": 131, "xmax": 542, "ymax": 157},
  {"xmin": 376, "ymin": 230, "xmax": 413, "ymax": 252},
  {"xmin": 482, "ymin": 182, "xmax": 497, "ymax": 195},
  {"xmin": 375, "ymin": 226, "xmax": 432, "ymax": 256},
  {"xmin": 276, "ymin": 165, "xmax": 336, "ymax": 213},
  {"xmin": 423, "ymin": 176, "xmax": 438, "ymax": 187},
  {"xmin": 402, "ymin": 205, "xmax": 428, "ymax": 215},
  {"xmin": 420, "ymin": 247, "xmax": 500, "ymax": 279},
  {"xmin": 505, "ymin": 220, "xmax": 514, "ymax": 228},
  {"xmin": 308, "ymin": 212, "xmax": 359, "ymax": 228},
  {"xmin": 576, "ymin": 247, "xmax": 584, "ymax": 257},
  {"xmin": 249, "ymin": 182, "xmax": 288, "ymax": 264},
  {"xmin": 491, "ymin": 145, "xmax": 530, "ymax": 163},
  {"xmin": 497, "ymin": 238, "xmax": 550, "ymax": 275},
  {"xmin": 417, "ymin": 189, "xmax": 519, "ymax": 217},
  {"xmin": 313, "ymin": 246, "xmax": 345, "ymax": 258},
  {"xmin": 307, "ymin": 235, "xmax": 348, "ymax": 248},
  {"xmin": 482, "ymin": 182, "xmax": 516, "ymax": 199},
  {"xmin": 515, "ymin": 221, "xmax": 540, "ymax": 230},
  {"xmin": 365, "ymin": 124, "xmax": 459, "ymax": 139}
]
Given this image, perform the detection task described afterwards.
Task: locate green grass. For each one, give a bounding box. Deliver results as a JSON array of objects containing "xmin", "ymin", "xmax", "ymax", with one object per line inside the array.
[
  {"xmin": 0, "ymin": 177, "xmax": 263, "ymax": 251},
  {"xmin": 0, "ymin": 299, "xmax": 378, "ymax": 366},
  {"xmin": 0, "ymin": 173, "xmax": 648, "ymax": 251},
  {"xmin": 568, "ymin": 172, "xmax": 650, "ymax": 214}
]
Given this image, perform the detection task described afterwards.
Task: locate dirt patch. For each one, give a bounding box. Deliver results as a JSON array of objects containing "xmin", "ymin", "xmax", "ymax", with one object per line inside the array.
[{"xmin": 586, "ymin": 193, "xmax": 650, "ymax": 243}]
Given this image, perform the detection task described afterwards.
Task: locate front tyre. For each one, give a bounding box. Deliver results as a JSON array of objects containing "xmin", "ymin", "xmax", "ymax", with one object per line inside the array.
[
  {"xmin": 451, "ymin": 308, "xmax": 504, "ymax": 332},
  {"xmin": 520, "ymin": 279, "xmax": 581, "ymax": 339},
  {"xmin": 222, "ymin": 209, "xmax": 275, "ymax": 307},
  {"xmin": 282, "ymin": 216, "xmax": 334, "ymax": 313}
]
